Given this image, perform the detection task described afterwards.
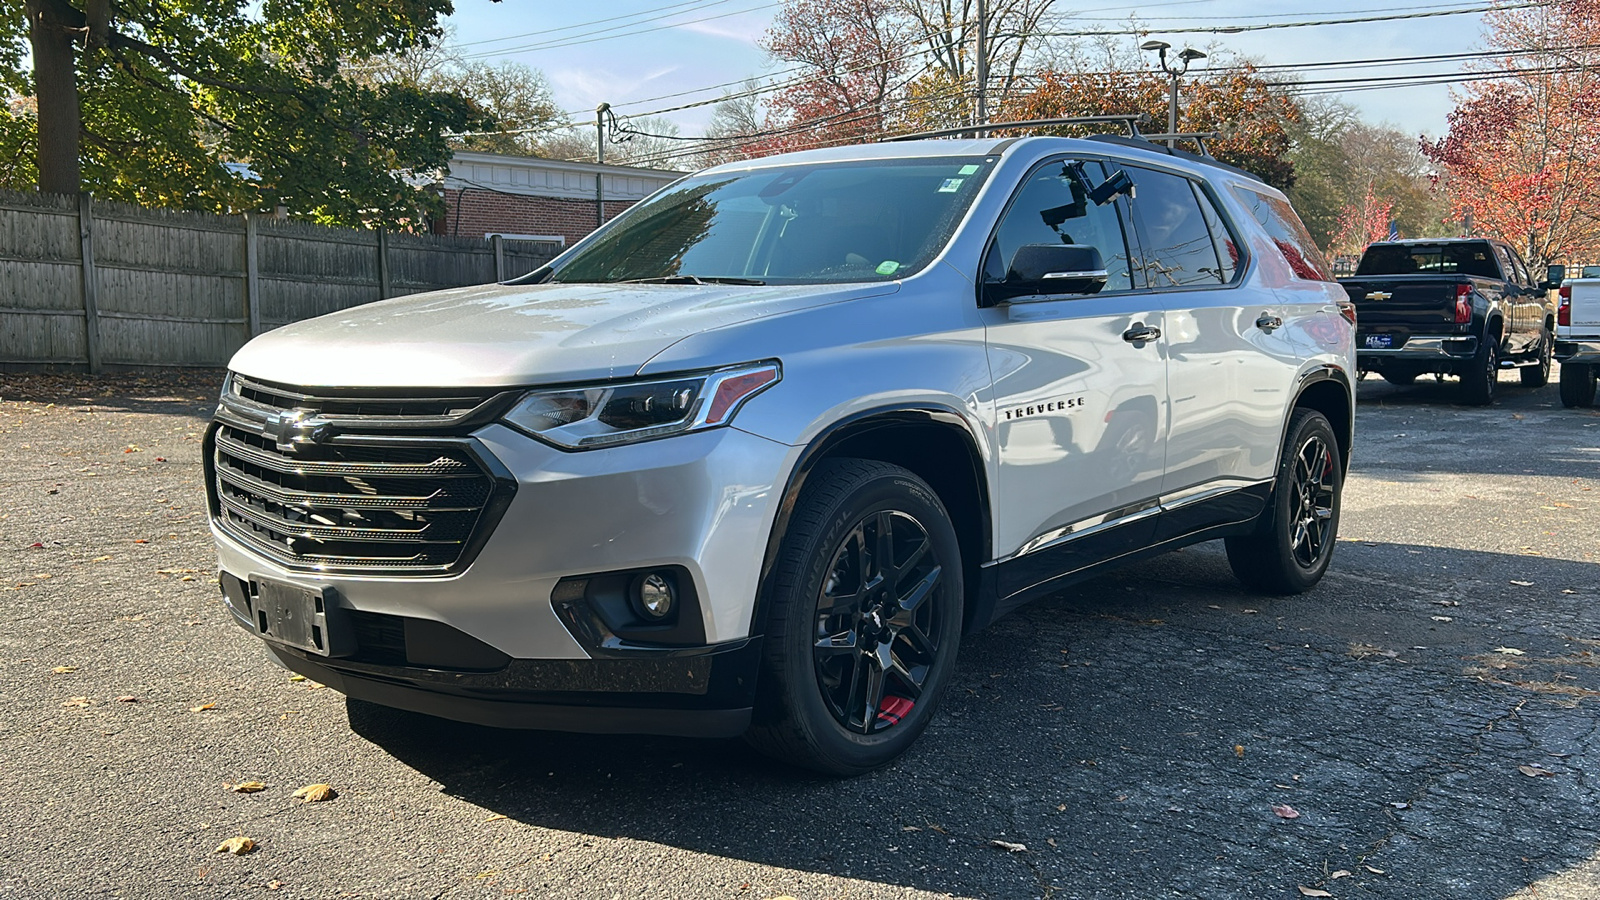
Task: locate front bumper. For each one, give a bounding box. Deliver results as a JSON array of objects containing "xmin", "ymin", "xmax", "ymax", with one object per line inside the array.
[
  {"xmin": 211, "ymin": 422, "xmax": 798, "ymax": 733},
  {"xmin": 1555, "ymin": 339, "xmax": 1600, "ymax": 365}
]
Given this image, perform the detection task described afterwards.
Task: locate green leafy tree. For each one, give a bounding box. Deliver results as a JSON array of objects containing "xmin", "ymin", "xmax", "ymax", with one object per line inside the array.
[{"xmin": 7, "ymin": 0, "xmax": 495, "ymax": 227}]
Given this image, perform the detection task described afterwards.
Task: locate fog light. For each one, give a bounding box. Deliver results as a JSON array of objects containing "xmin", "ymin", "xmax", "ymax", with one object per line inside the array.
[{"xmin": 635, "ymin": 572, "xmax": 675, "ymax": 620}]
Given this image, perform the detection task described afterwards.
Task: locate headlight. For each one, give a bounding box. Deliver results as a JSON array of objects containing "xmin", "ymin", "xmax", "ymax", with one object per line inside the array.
[{"xmin": 501, "ymin": 362, "xmax": 781, "ymax": 449}]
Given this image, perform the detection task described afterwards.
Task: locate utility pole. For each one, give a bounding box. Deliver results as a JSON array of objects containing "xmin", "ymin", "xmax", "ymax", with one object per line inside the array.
[
  {"xmin": 974, "ymin": 0, "xmax": 988, "ymax": 129},
  {"xmin": 1140, "ymin": 40, "xmax": 1206, "ymax": 149},
  {"xmin": 595, "ymin": 103, "xmax": 609, "ymax": 230}
]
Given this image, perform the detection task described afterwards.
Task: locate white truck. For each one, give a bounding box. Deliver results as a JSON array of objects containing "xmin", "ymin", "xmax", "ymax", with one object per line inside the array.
[{"xmin": 1557, "ymin": 264, "xmax": 1600, "ymax": 408}]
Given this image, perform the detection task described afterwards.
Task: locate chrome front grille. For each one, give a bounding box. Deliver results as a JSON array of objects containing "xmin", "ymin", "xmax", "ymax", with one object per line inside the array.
[{"xmin": 208, "ymin": 376, "xmax": 515, "ymax": 575}]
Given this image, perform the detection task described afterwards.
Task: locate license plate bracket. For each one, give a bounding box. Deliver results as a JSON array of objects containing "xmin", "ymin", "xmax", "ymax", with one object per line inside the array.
[
  {"xmin": 254, "ymin": 579, "xmax": 351, "ymax": 657},
  {"xmin": 1364, "ymin": 334, "xmax": 1394, "ymax": 349}
]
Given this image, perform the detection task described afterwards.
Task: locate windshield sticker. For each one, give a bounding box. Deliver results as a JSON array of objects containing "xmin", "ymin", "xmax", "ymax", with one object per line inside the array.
[
  {"xmin": 958, "ymin": 164, "xmax": 980, "ymax": 175},
  {"xmin": 876, "ymin": 260, "xmax": 901, "ymax": 276},
  {"xmin": 937, "ymin": 178, "xmax": 964, "ymax": 193}
]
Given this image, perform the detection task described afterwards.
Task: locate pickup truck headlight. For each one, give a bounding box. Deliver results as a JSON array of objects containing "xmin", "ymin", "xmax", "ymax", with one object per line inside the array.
[{"xmin": 501, "ymin": 362, "xmax": 780, "ymax": 449}]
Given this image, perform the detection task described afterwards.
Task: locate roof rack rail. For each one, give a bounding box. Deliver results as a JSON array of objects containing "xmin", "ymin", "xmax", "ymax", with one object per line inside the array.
[
  {"xmin": 1138, "ymin": 131, "xmax": 1222, "ymax": 158},
  {"xmin": 883, "ymin": 113, "xmax": 1152, "ymax": 143}
]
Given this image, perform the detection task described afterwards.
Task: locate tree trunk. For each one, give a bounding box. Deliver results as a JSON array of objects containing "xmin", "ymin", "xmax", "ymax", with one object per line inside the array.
[{"xmin": 26, "ymin": 0, "xmax": 82, "ymax": 194}]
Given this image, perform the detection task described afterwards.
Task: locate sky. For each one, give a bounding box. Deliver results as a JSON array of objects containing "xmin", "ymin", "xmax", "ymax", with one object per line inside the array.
[{"xmin": 444, "ymin": 1, "xmax": 1493, "ymax": 151}]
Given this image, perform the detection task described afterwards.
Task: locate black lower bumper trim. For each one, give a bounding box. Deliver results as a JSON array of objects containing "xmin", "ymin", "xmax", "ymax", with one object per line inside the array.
[{"xmin": 265, "ymin": 644, "xmax": 753, "ymax": 738}]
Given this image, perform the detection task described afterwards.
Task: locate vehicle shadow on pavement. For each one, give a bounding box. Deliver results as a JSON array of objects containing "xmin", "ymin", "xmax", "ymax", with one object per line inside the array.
[
  {"xmin": 345, "ymin": 541, "xmax": 1600, "ymax": 898},
  {"xmin": 0, "ymin": 370, "xmax": 222, "ymax": 416}
]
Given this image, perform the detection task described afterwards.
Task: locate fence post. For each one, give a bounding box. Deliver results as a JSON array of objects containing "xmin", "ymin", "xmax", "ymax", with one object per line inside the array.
[
  {"xmin": 78, "ymin": 192, "xmax": 102, "ymax": 374},
  {"xmin": 244, "ymin": 212, "xmax": 261, "ymax": 337},
  {"xmin": 377, "ymin": 227, "xmax": 391, "ymax": 300},
  {"xmin": 491, "ymin": 234, "xmax": 505, "ymax": 282}
]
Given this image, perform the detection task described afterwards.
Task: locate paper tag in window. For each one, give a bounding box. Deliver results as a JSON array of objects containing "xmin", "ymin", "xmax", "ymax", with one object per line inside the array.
[
  {"xmin": 937, "ymin": 178, "xmax": 963, "ymax": 192},
  {"xmin": 876, "ymin": 260, "xmax": 901, "ymax": 275},
  {"xmin": 958, "ymin": 164, "xmax": 980, "ymax": 175}
]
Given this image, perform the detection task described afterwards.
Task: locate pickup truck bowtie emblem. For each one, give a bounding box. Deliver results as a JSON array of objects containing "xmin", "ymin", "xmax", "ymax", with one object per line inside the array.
[
  {"xmin": 1365, "ymin": 291, "xmax": 1392, "ymax": 301},
  {"xmin": 262, "ymin": 409, "xmax": 331, "ymax": 453}
]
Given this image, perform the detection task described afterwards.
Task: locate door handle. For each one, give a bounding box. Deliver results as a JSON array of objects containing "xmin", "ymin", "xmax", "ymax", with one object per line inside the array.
[
  {"xmin": 1256, "ymin": 313, "xmax": 1283, "ymax": 331},
  {"xmin": 1122, "ymin": 323, "xmax": 1161, "ymax": 343}
]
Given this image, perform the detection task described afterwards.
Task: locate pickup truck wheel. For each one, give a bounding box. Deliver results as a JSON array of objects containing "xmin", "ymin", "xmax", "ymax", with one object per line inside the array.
[
  {"xmin": 1460, "ymin": 337, "xmax": 1499, "ymax": 405},
  {"xmin": 1521, "ymin": 329, "xmax": 1553, "ymax": 387},
  {"xmin": 1225, "ymin": 409, "xmax": 1342, "ymax": 595},
  {"xmin": 745, "ymin": 459, "xmax": 963, "ymax": 776},
  {"xmin": 1560, "ymin": 363, "xmax": 1598, "ymax": 408}
]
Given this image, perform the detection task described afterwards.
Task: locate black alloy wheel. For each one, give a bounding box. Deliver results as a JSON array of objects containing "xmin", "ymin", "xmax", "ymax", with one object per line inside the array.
[
  {"xmin": 1226, "ymin": 408, "xmax": 1343, "ymax": 594},
  {"xmin": 1462, "ymin": 336, "xmax": 1499, "ymax": 405},
  {"xmin": 746, "ymin": 459, "xmax": 964, "ymax": 776},
  {"xmin": 1522, "ymin": 328, "xmax": 1553, "ymax": 387},
  {"xmin": 812, "ymin": 510, "xmax": 947, "ymax": 734}
]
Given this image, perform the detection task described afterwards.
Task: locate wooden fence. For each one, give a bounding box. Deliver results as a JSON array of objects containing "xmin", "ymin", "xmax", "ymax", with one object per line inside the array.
[{"xmin": 0, "ymin": 190, "xmax": 560, "ymax": 371}]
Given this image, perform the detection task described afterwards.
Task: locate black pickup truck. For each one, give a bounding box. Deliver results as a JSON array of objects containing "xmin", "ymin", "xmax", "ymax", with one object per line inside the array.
[{"xmin": 1342, "ymin": 238, "xmax": 1558, "ymax": 404}]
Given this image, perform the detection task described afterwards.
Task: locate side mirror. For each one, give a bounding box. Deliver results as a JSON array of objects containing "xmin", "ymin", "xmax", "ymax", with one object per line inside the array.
[
  {"xmin": 988, "ymin": 244, "xmax": 1108, "ymax": 304},
  {"xmin": 1089, "ymin": 169, "xmax": 1135, "ymax": 206},
  {"xmin": 1546, "ymin": 264, "xmax": 1566, "ymax": 288}
]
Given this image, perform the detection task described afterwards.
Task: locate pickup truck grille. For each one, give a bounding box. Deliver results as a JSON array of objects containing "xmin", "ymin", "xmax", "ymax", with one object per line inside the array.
[{"xmin": 208, "ymin": 375, "xmax": 515, "ymax": 575}]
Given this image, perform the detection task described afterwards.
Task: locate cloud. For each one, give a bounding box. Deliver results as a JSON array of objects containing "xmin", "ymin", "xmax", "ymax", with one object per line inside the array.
[
  {"xmin": 549, "ymin": 65, "xmax": 681, "ymax": 110},
  {"xmin": 674, "ymin": 11, "xmax": 769, "ymax": 46}
]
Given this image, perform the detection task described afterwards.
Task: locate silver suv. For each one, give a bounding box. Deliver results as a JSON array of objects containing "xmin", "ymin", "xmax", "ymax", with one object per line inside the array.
[{"xmin": 206, "ymin": 134, "xmax": 1355, "ymax": 775}]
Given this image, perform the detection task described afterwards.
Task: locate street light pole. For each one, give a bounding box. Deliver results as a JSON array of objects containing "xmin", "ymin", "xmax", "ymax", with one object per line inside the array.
[{"xmin": 1139, "ymin": 40, "xmax": 1206, "ymax": 149}]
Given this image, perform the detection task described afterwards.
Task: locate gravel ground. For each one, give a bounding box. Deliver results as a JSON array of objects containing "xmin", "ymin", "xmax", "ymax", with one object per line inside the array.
[{"xmin": 1, "ymin": 366, "xmax": 1598, "ymax": 900}]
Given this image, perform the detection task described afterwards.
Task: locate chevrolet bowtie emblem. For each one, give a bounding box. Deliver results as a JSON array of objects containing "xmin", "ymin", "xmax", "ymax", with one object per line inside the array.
[
  {"xmin": 262, "ymin": 409, "xmax": 331, "ymax": 453},
  {"xmin": 1365, "ymin": 291, "xmax": 1393, "ymax": 301}
]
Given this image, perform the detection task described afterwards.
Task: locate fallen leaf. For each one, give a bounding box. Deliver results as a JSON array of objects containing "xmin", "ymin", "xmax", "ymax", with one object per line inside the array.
[
  {"xmin": 51, "ymin": 666, "xmax": 77, "ymax": 674},
  {"xmin": 1389, "ymin": 801, "xmax": 1410, "ymax": 809},
  {"xmin": 1431, "ymin": 616, "xmax": 1453, "ymax": 623},
  {"xmin": 1364, "ymin": 865, "xmax": 1385, "ymax": 874},
  {"xmin": 60, "ymin": 697, "xmax": 90, "ymax": 708},
  {"xmin": 287, "ymin": 674, "xmax": 306, "ymax": 682},
  {"xmin": 1518, "ymin": 764, "xmax": 1557, "ymax": 778},
  {"xmin": 1298, "ymin": 888, "xmax": 1333, "ymax": 898},
  {"xmin": 484, "ymin": 814, "xmax": 508, "ymax": 822},
  {"xmin": 1055, "ymin": 804, "xmax": 1066, "ymax": 812},
  {"xmin": 230, "ymin": 781, "xmax": 268, "ymax": 794},
  {"xmin": 1046, "ymin": 837, "xmax": 1057, "ymax": 847},
  {"xmin": 1511, "ymin": 580, "xmax": 1534, "ymax": 586},
  {"xmin": 989, "ymin": 839, "xmax": 1027, "ymax": 853},
  {"xmin": 292, "ymin": 783, "xmax": 336, "ymax": 802},
  {"xmin": 115, "ymin": 695, "xmax": 138, "ymax": 703},
  {"xmin": 1331, "ymin": 870, "xmax": 1351, "ymax": 879},
  {"xmin": 132, "ymin": 539, "xmax": 148, "ymax": 544},
  {"xmin": 91, "ymin": 555, "xmax": 112, "ymax": 562},
  {"xmin": 1494, "ymin": 647, "xmax": 1526, "ymax": 656},
  {"xmin": 266, "ymin": 881, "xmax": 284, "ymax": 891},
  {"xmin": 927, "ymin": 824, "xmax": 948, "ymax": 834},
  {"xmin": 1562, "ymin": 589, "xmax": 1577, "ymax": 595},
  {"xmin": 1272, "ymin": 804, "xmax": 1301, "ymax": 819},
  {"xmin": 214, "ymin": 836, "xmax": 255, "ymax": 855},
  {"xmin": 1241, "ymin": 608, "xmax": 1259, "ymax": 615},
  {"xmin": 900, "ymin": 825, "xmax": 921, "ymax": 832},
  {"xmin": 28, "ymin": 542, "xmax": 42, "ymax": 549}
]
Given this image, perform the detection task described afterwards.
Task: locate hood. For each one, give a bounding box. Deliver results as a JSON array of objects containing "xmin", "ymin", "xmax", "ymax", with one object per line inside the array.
[{"xmin": 228, "ymin": 280, "xmax": 896, "ymax": 388}]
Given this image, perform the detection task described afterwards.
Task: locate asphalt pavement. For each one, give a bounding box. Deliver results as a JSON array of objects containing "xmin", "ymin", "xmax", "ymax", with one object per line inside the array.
[{"xmin": 1, "ymin": 366, "xmax": 1597, "ymax": 900}]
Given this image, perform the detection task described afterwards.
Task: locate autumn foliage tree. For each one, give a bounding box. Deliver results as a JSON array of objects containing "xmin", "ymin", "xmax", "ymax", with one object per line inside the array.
[
  {"xmin": 1421, "ymin": 0, "xmax": 1600, "ymax": 265},
  {"xmin": 758, "ymin": 0, "xmax": 912, "ymax": 151},
  {"xmin": 999, "ymin": 58, "xmax": 1302, "ymax": 189},
  {"xmin": 1328, "ymin": 186, "xmax": 1395, "ymax": 257}
]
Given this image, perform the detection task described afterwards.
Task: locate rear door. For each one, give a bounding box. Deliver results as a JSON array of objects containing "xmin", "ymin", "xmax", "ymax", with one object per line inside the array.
[{"xmin": 980, "ymin": 156, "xmax": 1168, "ymax": 579}]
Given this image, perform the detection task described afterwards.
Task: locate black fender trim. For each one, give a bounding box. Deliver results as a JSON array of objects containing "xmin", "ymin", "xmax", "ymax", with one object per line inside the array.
[{"xmin": 748, "ymin": 405, "xmax": 992, "ymax": 638}]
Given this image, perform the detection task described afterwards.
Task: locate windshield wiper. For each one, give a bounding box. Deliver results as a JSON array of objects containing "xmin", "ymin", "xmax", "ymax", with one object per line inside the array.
[{"xmin": 619, "ymin": 275, "xmax": 766, "ymax": 286}]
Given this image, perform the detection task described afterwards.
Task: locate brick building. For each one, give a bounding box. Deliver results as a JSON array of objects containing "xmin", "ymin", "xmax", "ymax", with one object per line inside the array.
[{"xmin": 434, "ymin": 151, "xmax": 683, "ymax": 248}]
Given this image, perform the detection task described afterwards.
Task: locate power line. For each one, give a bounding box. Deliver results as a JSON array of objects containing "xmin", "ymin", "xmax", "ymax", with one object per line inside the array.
[
  {"xmin": 1029, "ymin": 1, "xmax": 1551, "ymax": 37},
  {"xmin": 458, "ymin": 1, "xmax": 779, "ymax": 60},
  {"xmin": 453, "ymin": 0, "xmax": 740, "ymax": 48}
]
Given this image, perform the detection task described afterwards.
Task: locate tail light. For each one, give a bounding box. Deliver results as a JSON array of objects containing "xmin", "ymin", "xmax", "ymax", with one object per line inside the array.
[
  {"xmin": 1454, "ymin": 284, "xmax": 1473, "ymax": 324},
  {"xmin": 1337, "ymin": 300, "xmax": 1357, "ymax": 325},
  {"xmin": 1559, "ymin": 285, "xmax": 1572, "ymax": 326}
]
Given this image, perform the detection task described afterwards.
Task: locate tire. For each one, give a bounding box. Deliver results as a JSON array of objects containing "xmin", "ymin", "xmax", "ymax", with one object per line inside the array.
[
  {"xmin": 1460, "ymin": 334, "xmax": 1499, "ymax": 405},
  {"xmin": 1521, "ymin": 328, "xmax": 1553, "ymax": 387},
  {"xmin": 1560, "ymin": 362, "xmax": 1598, "ymax": 408},
  {"xmin": 1380, "ymin": 371, "xmax": 1418, "ymax": 386},
  {"xmin": 1225, "ymin": 409, "xmax": 1343, "ymax": 595},
  {"xmin": 744, "ymin": 459, "xmax": 964, "ymax": 776}
]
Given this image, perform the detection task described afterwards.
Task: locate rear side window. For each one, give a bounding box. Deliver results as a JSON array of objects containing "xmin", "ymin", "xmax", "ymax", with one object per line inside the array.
[
  {"xmin": 1193, "ymin": 183, "xmax": 1239, "ymax": 283},
  {"xmin": 1231, "ymin": 186, "xmax": 1334, "ymax": 282},
  {"xmin": 1127, "ymin": 167, "xmax": 1225, "ymax": 287}
]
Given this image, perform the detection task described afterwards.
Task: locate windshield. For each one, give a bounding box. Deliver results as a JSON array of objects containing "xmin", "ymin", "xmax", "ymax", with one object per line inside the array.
[{"xmin": 548, "ymin": 156, "xmax": 996, "ymax": 285}]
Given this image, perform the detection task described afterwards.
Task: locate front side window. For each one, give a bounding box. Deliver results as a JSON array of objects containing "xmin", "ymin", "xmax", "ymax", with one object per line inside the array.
[
  {"xmin": 1128, "ymin": 167, "xmax": 1227, "ymax": 287},
  {"xmin": 548, "ymin": 157, "xmax": 995, "ymax": 286},
  {"xmin": 984, "ymin": 159, "xmax": 1135, "ymax": 292},
  {"xmin": 1231, "ymin": 185, "xmax": 1335, "ymax": 282}
]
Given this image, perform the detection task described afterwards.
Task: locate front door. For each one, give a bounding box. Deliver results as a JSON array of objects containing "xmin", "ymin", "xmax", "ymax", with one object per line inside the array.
[{"xmin": 980, "ymin": 157, "xmax": 1169, "ymax": 595}]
